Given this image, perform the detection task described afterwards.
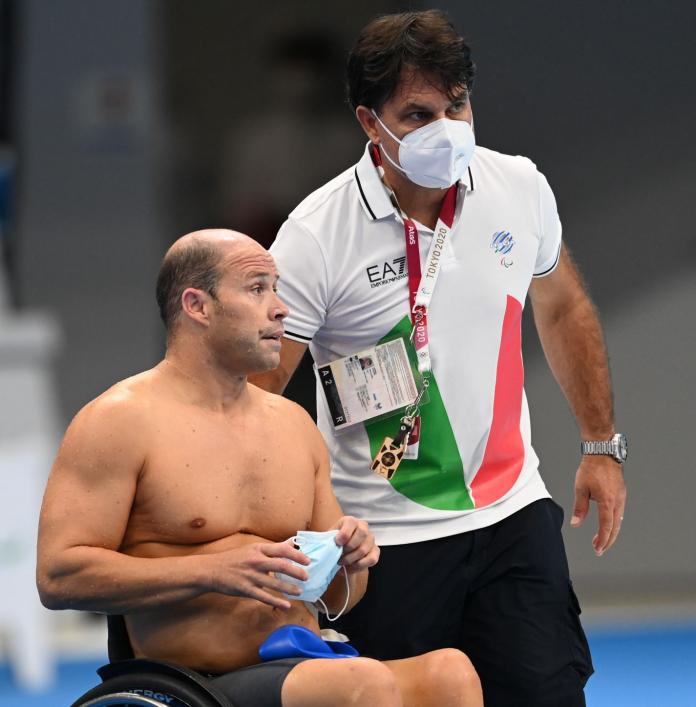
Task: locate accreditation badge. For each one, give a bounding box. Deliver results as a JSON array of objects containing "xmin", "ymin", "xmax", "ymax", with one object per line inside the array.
[{"xmin": 315, "ymin": 338, "xmax": 423, "ymax": 430}]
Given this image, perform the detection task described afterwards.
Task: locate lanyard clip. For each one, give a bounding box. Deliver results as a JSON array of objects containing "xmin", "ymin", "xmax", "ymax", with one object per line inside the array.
[
  {"xmin": 414, "ymin": 286, "xmax": 432, "ymax": 309},
  {"xmin": 404, "ymin": 378, "xmax": 429, "ymax": 420},
  {"xmin": 409, "ymin": 305, "xmax": 425, "ymax": 342}
]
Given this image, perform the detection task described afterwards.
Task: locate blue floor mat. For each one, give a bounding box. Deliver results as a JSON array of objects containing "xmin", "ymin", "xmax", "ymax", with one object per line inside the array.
[
  {"xmin": 0, "ymin": 657, "xmax": 105, "ymax": 707},
  {"xmin": 1, "ymin": 624, "xmax": 695, "ymax": 706},
  {"xmin": 584, "ymin": 624, "xmax": 696, "ymax": 707}
]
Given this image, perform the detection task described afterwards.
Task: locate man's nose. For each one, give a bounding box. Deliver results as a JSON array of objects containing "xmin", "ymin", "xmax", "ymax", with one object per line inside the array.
[{"xmin": 272, "ymin": 294, "xmax": 289, "ymax": 320}]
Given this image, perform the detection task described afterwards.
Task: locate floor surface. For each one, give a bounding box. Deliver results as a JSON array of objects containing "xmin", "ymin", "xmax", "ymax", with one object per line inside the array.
[{"xmin": 1, "ymin": 624, "xmax": 695, "ymax": 706}]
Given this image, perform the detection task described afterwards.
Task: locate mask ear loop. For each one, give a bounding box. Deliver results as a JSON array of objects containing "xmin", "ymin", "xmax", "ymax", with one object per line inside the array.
[
  {"xmin": 372, "ymin": 110, "xmax": 404, "ymax": 145},
  {"xmin": 315, "ymin": 566, "xmax": 350, "ymax": 622},
  {"xmin": 371, "ymin": 110, "xmax": 414, "ymax": 180}
]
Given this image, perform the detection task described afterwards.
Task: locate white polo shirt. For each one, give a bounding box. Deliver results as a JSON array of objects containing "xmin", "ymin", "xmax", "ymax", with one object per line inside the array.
[{"xmin": 271, "ymin": 143, "xmax": 562, "ymax": 545}]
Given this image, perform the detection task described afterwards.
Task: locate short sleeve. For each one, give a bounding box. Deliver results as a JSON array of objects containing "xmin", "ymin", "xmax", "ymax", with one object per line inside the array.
[
  {"xmin": 533, "ymin": 171, "xmax": 562, "ymax": 277},
  {"xmin": 270, "ymin": 218, "xmax": 329, "ymax": 343}
]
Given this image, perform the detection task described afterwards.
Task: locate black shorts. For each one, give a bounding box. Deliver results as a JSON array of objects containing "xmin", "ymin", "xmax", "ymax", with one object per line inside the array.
[
  {"xmin": 210, "ymin": 657, "xmax": 308, "ymax": 707},
  {"xmin": 326, "ymin": 498, "xmax": 593, "ymax": 707}
]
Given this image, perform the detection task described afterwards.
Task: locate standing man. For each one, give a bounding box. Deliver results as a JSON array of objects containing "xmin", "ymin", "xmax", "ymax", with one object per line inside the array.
[{"xmin": 250, "ymin": 10, "xmax": 627, "ymax": 706}]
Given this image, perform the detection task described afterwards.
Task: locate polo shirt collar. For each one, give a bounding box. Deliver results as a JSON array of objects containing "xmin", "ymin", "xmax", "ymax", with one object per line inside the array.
[
  {"xmin": 354, "ymin": 144, "xmax": 394, "ymax": 221},
  {"xmin": 353, "ymin": 142, "xmax": 475, "ymax": 222}
]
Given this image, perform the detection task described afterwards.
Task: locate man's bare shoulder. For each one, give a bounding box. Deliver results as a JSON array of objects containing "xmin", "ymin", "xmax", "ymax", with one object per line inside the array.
[
  {"xmin": 249, "ymin": 384, "xmax": 328, "ymax": 475},
  {"xmin": 249, "ymin": 382, "xmax": 305, "ymax": 415},
  {"xmin": 248, "ymin": 383, "xmax": 320, "ymax": 436},
  {"xmin": 68, "ymin": 368, "xmax": 160, "ymax": 437},
  {"xmin": 51, "ymin": 369, "xmax": 162, "ymax": 485}
]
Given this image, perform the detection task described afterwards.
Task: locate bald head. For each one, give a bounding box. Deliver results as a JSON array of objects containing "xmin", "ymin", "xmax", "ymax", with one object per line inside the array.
[
  {"xmin": 156, "ymin": 229, "xmax": 269, "ymax": 335},
  {"xmin": 167, "ymin": 229, "xmax": 261, "ymax": 257}
]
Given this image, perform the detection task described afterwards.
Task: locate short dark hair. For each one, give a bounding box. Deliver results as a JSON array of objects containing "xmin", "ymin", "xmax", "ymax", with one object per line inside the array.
[
  {"xmin": 347, "ymin": 10, "xmax": 476, "ymax": 112},
  {"xmin": 155, "ymin": 240, "xmax": 222, "ymax": 334}
]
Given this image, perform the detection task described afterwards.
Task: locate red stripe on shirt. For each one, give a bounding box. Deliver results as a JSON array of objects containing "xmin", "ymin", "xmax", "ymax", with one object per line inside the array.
[{"xmin": 470, "ymin": 295, "xmax": 525, "ymax": 507}]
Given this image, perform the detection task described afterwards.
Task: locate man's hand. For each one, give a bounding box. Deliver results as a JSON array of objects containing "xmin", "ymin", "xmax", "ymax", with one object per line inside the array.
[
  {"xmin": 210, "ymin": 539, "xmax": 310, "ymax": 610},
  {"xmin": 571, "ymin": 456, "xmax": 627, "ymax": 556},
  {"xmin": 333, "ymin": 516, "xmax": 380, "ymax": 573}
]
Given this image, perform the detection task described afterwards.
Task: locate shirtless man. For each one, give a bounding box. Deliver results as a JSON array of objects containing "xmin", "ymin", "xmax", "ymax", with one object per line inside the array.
[{"xmin": 37, "ymin": 230, "xmax": 482, "ymax": 707}]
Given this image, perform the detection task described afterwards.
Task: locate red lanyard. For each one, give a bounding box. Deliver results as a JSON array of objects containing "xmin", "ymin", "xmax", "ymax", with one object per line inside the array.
[{"xmin": 370, "ymin": 144, "xmax": 458, "ymax": 372}]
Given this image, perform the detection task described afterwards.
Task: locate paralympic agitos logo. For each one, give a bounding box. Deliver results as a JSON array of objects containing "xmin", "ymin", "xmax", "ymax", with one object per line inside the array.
[
  {"xmin": 491, "ymin": 230, "xmax": 515, "ymax": 268},
  {"xmin": 366, "ymin": 256, "xmax": 408, "ymax": 288}
]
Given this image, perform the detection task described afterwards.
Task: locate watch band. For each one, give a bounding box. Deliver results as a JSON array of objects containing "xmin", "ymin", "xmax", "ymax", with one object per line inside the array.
[
  {"xmin": 580, "ymin": 433, "xmax": 627, "ymax": 464},
  {"xmin": 581, "ymin": 440, "xmax": 613, "ymax": 455}
]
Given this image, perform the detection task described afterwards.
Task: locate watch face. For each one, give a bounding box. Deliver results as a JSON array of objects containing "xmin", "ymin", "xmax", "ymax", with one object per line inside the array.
[{"xmin": 616, "ymin": 434, "xmax": 628, "ymax": 462}]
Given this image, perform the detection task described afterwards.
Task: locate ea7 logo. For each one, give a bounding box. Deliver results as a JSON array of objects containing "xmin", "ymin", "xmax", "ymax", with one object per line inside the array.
[
  {"xmin": 366, "ymin": 256, "xmax": 407, "ymax": 288},
  {"xmin": 491, "ymin": 231, "xmax": 515, "ymax": 254}
]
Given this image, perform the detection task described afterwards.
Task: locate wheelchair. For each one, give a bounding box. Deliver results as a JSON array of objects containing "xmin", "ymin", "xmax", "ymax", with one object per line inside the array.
[{"xmin": 71, "ymin": 616, "xmax": 236, "ymax": 707}]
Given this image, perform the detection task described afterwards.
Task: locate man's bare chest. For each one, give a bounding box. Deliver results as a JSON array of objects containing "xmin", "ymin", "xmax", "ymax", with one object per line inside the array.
[{"xmin": 126, "ymin": 416, "xmax": 316, "ymax": 547}]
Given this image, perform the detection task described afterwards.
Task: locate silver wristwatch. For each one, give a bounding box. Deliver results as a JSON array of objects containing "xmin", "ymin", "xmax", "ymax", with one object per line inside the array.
[{"xmin": 580, "ymin": 433, "xmax": 627, "ymax": 464}]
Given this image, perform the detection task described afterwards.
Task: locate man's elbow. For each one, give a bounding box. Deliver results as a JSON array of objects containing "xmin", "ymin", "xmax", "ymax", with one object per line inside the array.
[
  {"xmin": 37, "ymin": 572, "xmax": 65, "ymax": 610},
  {"xmin": 36, "ymin": 563, "xmax": 76, "ymax": 611}
]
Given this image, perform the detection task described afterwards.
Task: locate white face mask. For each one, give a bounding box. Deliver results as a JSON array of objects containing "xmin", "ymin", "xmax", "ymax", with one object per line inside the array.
[{"xmin": 373, "ymin": 111, "xmax": 476, "ymax": 189}]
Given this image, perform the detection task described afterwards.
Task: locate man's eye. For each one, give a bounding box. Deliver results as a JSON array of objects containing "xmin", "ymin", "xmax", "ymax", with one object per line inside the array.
[
  {"xmin": 449, "ymin": 100, "xmax": 468, "ymax": 113},
  {"xmin": 408, "ymin": 111, "xmax": 429, "ymax": 121}
]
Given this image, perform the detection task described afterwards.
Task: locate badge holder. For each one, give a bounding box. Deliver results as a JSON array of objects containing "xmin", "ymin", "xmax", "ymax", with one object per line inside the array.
[{"xmin": 370, "ymin": 379, "xmax": 429, "ymax": 480}]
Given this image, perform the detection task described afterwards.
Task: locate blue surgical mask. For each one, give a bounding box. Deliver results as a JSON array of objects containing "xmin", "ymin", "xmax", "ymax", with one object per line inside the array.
[{"xmin": 278, "ymin": 529, "xmax": 350, "ymax": 621}]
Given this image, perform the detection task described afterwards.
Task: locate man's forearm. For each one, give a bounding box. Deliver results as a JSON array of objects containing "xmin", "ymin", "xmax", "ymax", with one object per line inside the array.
[
  {"xmin": 530, "ymin": 249, "xmax": 626, "ymax": 554},
  {"xmin": 534, "ymin": 294, "xmax": 614, "ymax": 439},
  {"xmin": 37, "ymin": 547, "xmax": 211, "ymax": 614},
  {"xmin": 321, "ymin": 568, "xmax": 367, "ymax": 615}
]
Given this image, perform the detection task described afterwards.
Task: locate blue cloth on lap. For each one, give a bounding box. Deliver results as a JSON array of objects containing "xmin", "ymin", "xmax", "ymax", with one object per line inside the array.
[{"xmin": 259, "ymin": 624, "xmax": 359, "ymax": 661}]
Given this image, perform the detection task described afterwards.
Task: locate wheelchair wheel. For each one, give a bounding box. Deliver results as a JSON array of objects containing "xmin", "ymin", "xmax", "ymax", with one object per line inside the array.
[
  {"xmin": 71, "ymin": 671, "xmax": 228, "ymax": 707},
  {"xmin": 76, "ymin": 694, "xmax": 165, "ymax": 706}
]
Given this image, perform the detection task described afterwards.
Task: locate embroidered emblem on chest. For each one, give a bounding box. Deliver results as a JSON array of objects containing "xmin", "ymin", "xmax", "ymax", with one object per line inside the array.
[{"xmin": 491, "ymin": 231, "xmax": 515, "ymax": 268}]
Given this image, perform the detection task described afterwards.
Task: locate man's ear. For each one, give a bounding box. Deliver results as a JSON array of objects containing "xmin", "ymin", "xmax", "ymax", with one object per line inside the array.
[
  {"xmin": 355, "ymin": 105, "xmax": 380, "ymax": 144},
  {"xmin": 181, "ymin": 287, "xmax": 212, "ymax": 327}
]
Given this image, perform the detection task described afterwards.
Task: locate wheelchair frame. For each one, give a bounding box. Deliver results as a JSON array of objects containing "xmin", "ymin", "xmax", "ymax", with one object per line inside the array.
[{"xmin": 70, "ymin": 616, "xmax": 236, "ymax": 707}]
